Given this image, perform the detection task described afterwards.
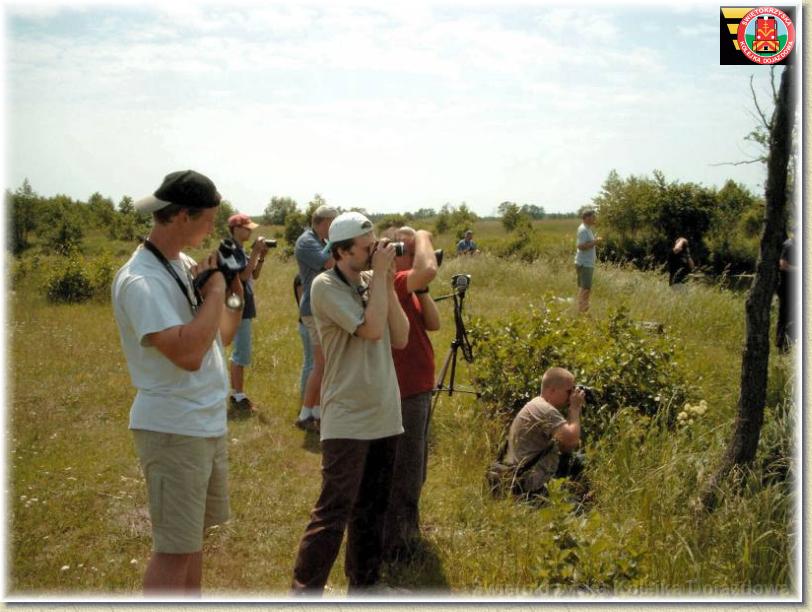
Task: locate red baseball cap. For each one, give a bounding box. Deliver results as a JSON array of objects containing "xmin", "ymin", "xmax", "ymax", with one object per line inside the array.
[{"xmin": 228, "ymin": 213, "xmax": 259, "ymax": 229}]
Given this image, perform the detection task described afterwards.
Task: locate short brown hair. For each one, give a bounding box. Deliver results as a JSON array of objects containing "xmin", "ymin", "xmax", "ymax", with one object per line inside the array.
[
  {"xmin": 153, "ymin": 203, "xmax": 207, "ymax": 225},
  {"xmin": 330, "ymin": 237, "xmax": 356, "ymax": 261}
]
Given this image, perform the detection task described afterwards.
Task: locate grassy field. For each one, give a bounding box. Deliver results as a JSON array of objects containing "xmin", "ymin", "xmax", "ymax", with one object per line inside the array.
[{"xmin": 6, "ymin": 217, "xmax": 798, "ymax": 600}]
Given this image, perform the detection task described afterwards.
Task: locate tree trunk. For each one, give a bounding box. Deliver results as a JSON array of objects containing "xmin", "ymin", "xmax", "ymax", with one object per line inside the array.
[{"xmin": 700, "ymin": 65, "xmax": 796, "ymax": 510}]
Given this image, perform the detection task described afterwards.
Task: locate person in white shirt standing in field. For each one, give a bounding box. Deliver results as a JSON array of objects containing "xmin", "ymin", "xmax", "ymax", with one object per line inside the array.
[
  {"xmin": 112, "ymin": 170, "xmax": 243, "ymax": 595},
  {"xmin": 574, "ymin": 208, "xmax": 602, "ymax": 314}
]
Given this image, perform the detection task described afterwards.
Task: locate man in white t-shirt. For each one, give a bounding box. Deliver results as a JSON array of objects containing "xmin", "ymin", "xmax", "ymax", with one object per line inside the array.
[
  {"xmin": 291, "ymin": 212, "xmax": 409, "ymax": 595},
  {"xmin": 112, "ymin": 170, "xmax": 244, "ymax": 595},
  {"xmin": 574, "ymin": 208, "xmax": 602, "ymax": 313}
]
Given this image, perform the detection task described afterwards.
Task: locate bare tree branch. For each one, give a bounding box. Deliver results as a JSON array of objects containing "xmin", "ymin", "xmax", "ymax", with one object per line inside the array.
[
  {"xmin": 710, "ymin": 159, "xmax": 766, "ymax": 167},
  {"xmin": 750, "ymin": 74, "xmax": 771, "ymax": 131}
]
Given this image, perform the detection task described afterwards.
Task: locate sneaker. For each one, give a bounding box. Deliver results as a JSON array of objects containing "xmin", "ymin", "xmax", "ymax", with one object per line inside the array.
[
  {"xmin": 295, "ymin": 416, "xmax": 314, "ymax": 431},
  {"xmin": 228, "ymin": 397, "xmax": 257, "ymax": 420}
]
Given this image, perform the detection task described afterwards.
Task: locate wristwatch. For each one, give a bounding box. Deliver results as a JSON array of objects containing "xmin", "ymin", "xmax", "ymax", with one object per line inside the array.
[
  {"xmin": 226, "ymin": 293, "xmax": 244, "ymax": 310},
  {"xmin": 414, "ymin": 288, "xmax": 430, "ymax": 295}
]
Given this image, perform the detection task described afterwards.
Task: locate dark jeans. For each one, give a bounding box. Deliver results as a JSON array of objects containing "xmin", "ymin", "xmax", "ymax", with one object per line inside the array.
[
  {"xmin": 291, "ymin": 435, "xmax": 398, "ymax": 594},
  {"xmin": 776, "ymin": 281, "xmax": 795, "ymax": 352},
  {"xmin": 383, "ymin": 392, "xmax": 431, "ymax": 557}
]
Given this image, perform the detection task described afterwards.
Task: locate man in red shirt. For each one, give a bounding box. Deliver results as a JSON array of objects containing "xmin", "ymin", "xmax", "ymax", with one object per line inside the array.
[{"xmin": 383, "ymin": 226, "xmax": 441, "ymax": 561}]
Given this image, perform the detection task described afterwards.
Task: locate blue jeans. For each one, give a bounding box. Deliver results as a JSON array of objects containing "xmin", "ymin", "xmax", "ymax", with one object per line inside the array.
[
  {"xmin": 230, "ymin": 318, "xmax": 253, "ymax": 367},
  {"xmin": 298, "ymin": 321, "xmax": 314, "ymax": 400}
]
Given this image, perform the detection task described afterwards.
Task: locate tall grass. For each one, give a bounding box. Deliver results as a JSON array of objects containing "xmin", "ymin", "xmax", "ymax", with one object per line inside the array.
[{"xmin": 6, "ymin": 218, "xmax": 796, "ymax": 598}]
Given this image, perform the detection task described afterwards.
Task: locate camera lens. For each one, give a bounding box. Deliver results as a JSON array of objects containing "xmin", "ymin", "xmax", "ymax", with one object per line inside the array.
[{"xmin": 434, "ymin": 249, "xmax": 444, "ymax": 267}]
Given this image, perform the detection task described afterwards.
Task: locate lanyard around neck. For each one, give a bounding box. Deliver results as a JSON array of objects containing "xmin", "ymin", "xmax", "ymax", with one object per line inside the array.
[
  {"xmin": 142, "ymin": 239, "xmax": 201, "ymax": 314},
  {"xmin": 333, "ymin": 266, "xmax": 369, "ymax": 304}
]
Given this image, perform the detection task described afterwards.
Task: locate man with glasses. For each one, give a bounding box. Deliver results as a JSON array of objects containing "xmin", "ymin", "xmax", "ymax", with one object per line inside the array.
[
  {"xmin": 503, "ymin": 367, "xmax": 584, "ymax": 498},
  {"xmin": 291, "ymin": 211, "xmax": 410, "ymax": 595}
]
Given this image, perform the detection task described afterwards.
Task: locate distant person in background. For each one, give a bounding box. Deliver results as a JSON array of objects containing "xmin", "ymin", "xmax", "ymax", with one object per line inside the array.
[
  {"xmin": 295, "ymin": 204, "xmax": 339, "ymax": 432},
  {"xmin": 667, "ymin": 237, "xmax": 695, "ymax": 287},
  {"xmin": 574, "ymin": 208, "xmax": 602, "ymax": 313},
  {"xmin": 776, "ymin": 234, "xmax": 797, "ymax": 352},
  {"xmin": 383, "ymin": 226, "xmax": 441, "ymax": 562},
  {"xmin": 227, "ymin": 213, "xmax": 270, "ymax": 419},
  {"xmin": 456, "ymin": 230, "xmax": 479, "ymax": 256},
  {"xmin": 294, "ymin": 274, "xmax": 314, "ymax": 399}
]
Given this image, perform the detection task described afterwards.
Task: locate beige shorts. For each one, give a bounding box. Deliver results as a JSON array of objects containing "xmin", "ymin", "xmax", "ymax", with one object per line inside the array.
[
  {"xmin": 301, "ymin": 315, "xmax": 321, "ymax": 349},
  {"xmin": 132, "ymin": 430, "xmax": 229, "ymax": 554}
]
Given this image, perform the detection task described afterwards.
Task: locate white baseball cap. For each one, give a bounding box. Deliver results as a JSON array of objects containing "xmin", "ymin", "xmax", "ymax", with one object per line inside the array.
[{"xmin": 328, "ymin": 211, "xmax": 374, "ymax": 243}]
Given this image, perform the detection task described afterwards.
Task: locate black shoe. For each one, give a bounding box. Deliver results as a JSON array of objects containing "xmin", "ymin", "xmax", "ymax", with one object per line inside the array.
[
  {"xmin": 295, "ymin": 416, "xmax": 314, "ymax": 431},
  {"xmin": 229, "ymin": 397, "xmax": 256, "ymax": 420}
]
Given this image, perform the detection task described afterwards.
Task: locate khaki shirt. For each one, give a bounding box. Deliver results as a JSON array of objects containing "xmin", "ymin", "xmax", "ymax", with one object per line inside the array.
[
  {"xmin": 505, "ymin": 396, "xmax": 566, "ymax": 468},
  {"xmin": 311, "ymin": 268, "xmax": 404, "ymax": 441}
]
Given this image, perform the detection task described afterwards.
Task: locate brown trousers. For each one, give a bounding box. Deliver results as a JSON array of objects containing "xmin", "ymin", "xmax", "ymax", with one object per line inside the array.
[{"xmin": 291, "ymin": 435, "xmax": 398, "ymax": 594}]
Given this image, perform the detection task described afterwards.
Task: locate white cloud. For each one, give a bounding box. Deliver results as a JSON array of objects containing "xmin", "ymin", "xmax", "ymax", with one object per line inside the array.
[{"xmin": 4, "ymin": 2, "xmax": 771, "ymax": 215}]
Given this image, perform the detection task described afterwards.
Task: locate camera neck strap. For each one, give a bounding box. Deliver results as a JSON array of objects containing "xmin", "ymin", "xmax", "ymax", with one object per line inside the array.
[
  {"xmin": 333, "ymin": 266, "xmax": 369, "ymax": 304},
  {"xmin": 142, "ymin": 239, "xmax": 201, "ymax": 314}
]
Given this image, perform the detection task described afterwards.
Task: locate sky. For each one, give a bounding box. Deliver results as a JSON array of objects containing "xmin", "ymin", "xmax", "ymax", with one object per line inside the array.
[{"xmin": 1, "ymin": 0, "xmax": 798, "ymax": 217}]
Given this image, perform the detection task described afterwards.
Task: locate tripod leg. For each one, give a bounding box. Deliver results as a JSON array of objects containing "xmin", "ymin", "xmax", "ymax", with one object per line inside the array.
[
  {"xmin": 447, "ymin": 343, "xmax": 459, "ymax": 396},
  {"xmin": 435, "ymin": 347, "xmax": 453, "ymax": 393}
]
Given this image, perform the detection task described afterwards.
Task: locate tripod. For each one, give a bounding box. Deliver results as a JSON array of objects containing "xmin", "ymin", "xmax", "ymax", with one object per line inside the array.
[{"xmin": 432, "ymin": 285, "xmax": 480, "ymax": 414}]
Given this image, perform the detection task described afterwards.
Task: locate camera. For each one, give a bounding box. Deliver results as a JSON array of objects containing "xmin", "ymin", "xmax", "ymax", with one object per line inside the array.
[
  {"xmin": 263, "ymin": 239, "xmax": 278, "ymax": 248},
  {"xmin": 452, "ymin": 273, "xmax": 471, "ymax": 295},
  {"xmin": 391, "ymin": 241, "xmax": 406, "ymax": 257},
  {"xmin": 193, "ymin": 238, "xmax": 247, "ymax": 292},
  {"xmin": 576, "ymin": 385, "xmax": 597, "ymax": 404},
  {"xmin": 435, "ymin": 249, "xmax": 444, "ymax": 267}
]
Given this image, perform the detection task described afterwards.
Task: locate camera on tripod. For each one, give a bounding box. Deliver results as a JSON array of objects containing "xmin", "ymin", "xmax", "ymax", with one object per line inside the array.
[
  {"xmin": 193, "ymin": 238, "xmax": 247, "ymax": 293},
  {"xmin": 452, "ymin": 273, "xmax": 471, "ymax": 295}
]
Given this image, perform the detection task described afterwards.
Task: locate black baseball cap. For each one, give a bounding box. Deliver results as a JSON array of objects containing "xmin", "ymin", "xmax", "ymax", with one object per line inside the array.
[{"xmin": 134, "ymin": 170, "xmax": 221, "ymax": 213}]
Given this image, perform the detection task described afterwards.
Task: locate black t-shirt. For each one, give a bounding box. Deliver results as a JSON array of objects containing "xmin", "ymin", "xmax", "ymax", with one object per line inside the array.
[
  {"xmin": 241, "ymin": 246, "xmax": 256, "ymax": 320},
  {"xmin": 668, "ymin": 246, "xmax": 692, "ymax": 285},
  {"xmin": 778, "ymin": 238, "xmax": 795, "ymax": 293}
]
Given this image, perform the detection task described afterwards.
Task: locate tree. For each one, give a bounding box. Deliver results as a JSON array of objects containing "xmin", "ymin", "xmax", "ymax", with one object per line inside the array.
[
  {"xmin": 118, "ymin": 196, "xmax": 134, "ymax": 215},
  {"xmin": 42, "ymin": 195, "xmax": 84, "ymax": 255},
  {"xmin": 87, "ymin": 192, "xmax": 116, "ymax": 228},
  {"xmin": 701, "ymin": 65, "xmax": 796, "ymax": 510},
  {"xmin": 520, "ymin": 204, "xmax": 546, "ymax": 220},
  {"xmin": 9, "ymin": 178, "xmax": 39, "ymax": 254},
  {"xmin": 498, "ymin": 201, "xmax": 529, "ymax": 232},
  {"xmin": 215, "ymin": 200, "xmax": 236, "ymax": 238},
  {"xmin": 435, "ymin": 203, "xmax": 451, "ymax": 234},
  {"xmin": 263, "ymin": 196, "xmax": 298, "ymax": 226}
]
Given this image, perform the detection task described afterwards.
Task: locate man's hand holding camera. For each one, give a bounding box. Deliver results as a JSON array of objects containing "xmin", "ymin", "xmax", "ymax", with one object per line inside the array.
[
  {"xmin": 568, "ymin": 385, "xmax": 586, "ymax": 419},
  {"xmin": 371, "ymin": 238, "xmax": 398, "ymax": 282},
  {"xmin": 193, "ymin": 251, "xmax": 227, "ymax": 300}
]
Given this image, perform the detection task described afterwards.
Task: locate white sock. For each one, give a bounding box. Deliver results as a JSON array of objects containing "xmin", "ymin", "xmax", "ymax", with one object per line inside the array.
[
  {"xmin": 298, "ymin": 406, "xmax": 313, "ymax": 420},
  {"xmin": 312, "ymin": 405, "xmax": 320, "ymax": 420},
  {"xmin": 232, "ymin": 392, "xmax": 247, "ymax": 402}
]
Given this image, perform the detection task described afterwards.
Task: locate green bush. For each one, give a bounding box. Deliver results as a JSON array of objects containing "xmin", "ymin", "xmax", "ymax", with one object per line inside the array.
[
  {"xmin": 594, "ymin": 170, "xmax": 764, "ymax": 276},
  {"xmin": 44, "ymin": 255, "xmax": 115, "ymax": 303},
  {"xmin": 468, "ymin": 305, "xmax": 691, "ymax": 440},
  {"xmin": 487, "ymin": 226, "xmax": 543, "ymax": 263},
  {"xmin": 435, "ymin": 203, "xmax": 478, "ymax": 236}
]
